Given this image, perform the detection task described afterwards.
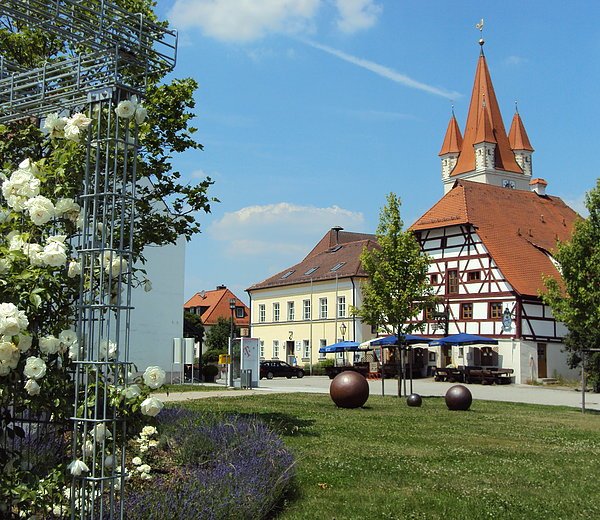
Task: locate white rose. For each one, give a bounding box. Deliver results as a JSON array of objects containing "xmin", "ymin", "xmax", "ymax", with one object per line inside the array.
[
  {"xmin": 68, "ymin": 342, "xmax": 80, "ymax": 361},
  {"xmin": 81, "ymin": 440, "xmax": 94, "ymax": 457},
  {"xmin": 55, "ymin": 198, "xmax": 80, "ymax": 220},
  {"xmin": 39, "ymin": 335, "xmax": 61, "ymax": 356},
  {"xmin": 41, "ymin": 239, "xmax": 67, "ymax": 267},
  {"xmin": 0, "ymin": 303, "xmax": 28, "ymax": 336},
  {"xmin": 18, "ymin": 158, "xmax": 40, "ymax": 177},
  {"xmin": 0, "ymin": 362, "xmax": 10, "ymax": 376},
  {"xmin": 143, "ymin": 279, "xmax": 152, "ymax": 292},
  {"xmin": 7, "ymin": 231, "xmax": 25, "ymax": 251},
  {"xmin": 68, "ymin": 260, "xmax": 82, "ymax": 278},
  {"xmin": 91, "ymin": 423, "xmax": 112, "ymax": 443},
  {"xmin": 123, "ymin": 384, "xmax": 141, "ymax": 399},
  {"xmin": 104, "ymin": 455, "xmax": 115, "ymax": 468},
  {"xmin": 108, "ymin": 257, "xmax": 127, "ymax": 277},
  {"xmin": 2, "ymin": 169, "xmax": 40, "ymax": 211},
  {"xmin": 24, "ymin": 196, "xmax": 55, "ymax": 226},
  {"xmin": 115, "ymin": 99, "xmax": 136, "ymax": 119},
  {"xmin": 141, "ymin": 425, "xmax": 157, "ymax": 437},
  {"xmin": 24, "ymin": 379, "xmax": 40, "ymax": 396},
  {"xmin": 43, "ymin": 113, "xmax": 67, "ymax": 138},
  {"xmin": 140, "ymin": 397, "xmax": 164, "ymax": 417},
  {"xmin": 68, "ymin": 112, "xmax": 92, "ymax": 130},
  {"xmin": 136, "ymin": 463, "xmax": 151, "ymax": 473},
  {"xmin": 0, "ymin": 340, "xmax": 18, "ymax": 363},
  {"xmin": 142, "ymin": 366, "xmax": 166, "ymax": 389},
  {"xmin": 23, "ymin": 356, "xmax": 46, "ymax": 380},
  {"xmin": 134, "ymin": 105, "xmax": 147, "ymax": 124},
  {"xmin": 59, "ymin": 329, "xmax": 77, "ymax": 348},
  {"xmin": 99, "ymin": 339, "xmax": 117, "ymax": 360},
  {"xmin": 68, "ymin": 459, "xmax": 89, "ymax": 476},
  {"xmin": 23, "ymin": 243, "xmax": 44, "ymax": 266},
  {"xmin": 132, "ymin": 456, "xmax": 142, "ymax": 466},
  {"xmin": 140, "ymin": 472, "xmax": 152, "ymax": 480},
  {"xmin": 17, "ymin": 334, "xmax": 32, "ymax": 353}
]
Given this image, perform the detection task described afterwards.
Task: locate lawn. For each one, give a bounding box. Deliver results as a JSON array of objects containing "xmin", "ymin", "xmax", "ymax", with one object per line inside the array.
[{"xmin": 180, "ymin": 393, "xmax": 600, "ymax": 520}]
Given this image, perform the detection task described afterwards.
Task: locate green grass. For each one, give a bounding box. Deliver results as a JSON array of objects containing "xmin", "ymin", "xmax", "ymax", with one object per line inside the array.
[
  {"xmin": 160, "ymin": 383, "xmax": 231, "ymax": 393},
  {"xmin": 179, "ymin": 394, "xmax": 600, "ymax": 520}
]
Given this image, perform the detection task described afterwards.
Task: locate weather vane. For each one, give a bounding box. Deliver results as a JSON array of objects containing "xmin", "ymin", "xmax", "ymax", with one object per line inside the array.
[{"xmin": 476, "ymin": 18, "xmax": 485, "ymax": 49}]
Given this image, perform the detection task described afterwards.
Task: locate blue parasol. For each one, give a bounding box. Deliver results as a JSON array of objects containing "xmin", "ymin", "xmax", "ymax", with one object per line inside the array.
[{"xmin": 428, "ymin": 333, "xmax": 499, "ymax": 347}]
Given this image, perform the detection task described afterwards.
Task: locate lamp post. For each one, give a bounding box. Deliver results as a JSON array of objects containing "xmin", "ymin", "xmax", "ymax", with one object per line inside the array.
[
  {"xmin": 339, "ymin": 322, "xmax": 347, "ymax": 341},
  {"xmin": 228, "ymin": 298, "xmax": 235, "ymax": 387}
]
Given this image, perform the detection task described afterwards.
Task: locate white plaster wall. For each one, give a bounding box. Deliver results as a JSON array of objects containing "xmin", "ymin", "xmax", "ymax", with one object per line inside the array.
[{"xmin": 125, "ymin": 236, "xmax": 185, "ymax": 372}]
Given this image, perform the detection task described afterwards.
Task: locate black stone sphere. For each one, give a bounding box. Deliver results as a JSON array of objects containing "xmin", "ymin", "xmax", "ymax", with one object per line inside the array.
[
  {"xmin": 445, "ymin": 384, "xmax": 472, "ymax": 411},
  {"xmin": 406, "ymin": 393, "xmax": 422, "ymax": 407},
  {"xmin": 329, "ymin": 371, "xmax": 369, "ymax": 408}
]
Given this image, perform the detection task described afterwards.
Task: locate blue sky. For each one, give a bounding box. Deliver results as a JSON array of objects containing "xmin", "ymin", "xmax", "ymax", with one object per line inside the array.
[{"xmin": 155, "ymin": 1, "xmax": 600, "ymax": 304}]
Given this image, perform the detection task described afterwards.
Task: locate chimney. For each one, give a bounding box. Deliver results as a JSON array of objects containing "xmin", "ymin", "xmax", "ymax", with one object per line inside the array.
[
  {"xmin": 529, "ymin": 178, "xmax": 547, "ymax": 196},
  {"xmin": 216, "ymin": 284, "xmax": 226, "ymax": 290},
  {"xmin": 332, "ymin": 226, "xmax": 344, "ymax": 245}
]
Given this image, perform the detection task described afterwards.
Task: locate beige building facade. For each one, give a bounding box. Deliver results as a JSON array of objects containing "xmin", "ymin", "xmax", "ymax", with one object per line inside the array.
[{"xmin": 247, "ymin": 228, "xmax": 377, "ymax": 369}]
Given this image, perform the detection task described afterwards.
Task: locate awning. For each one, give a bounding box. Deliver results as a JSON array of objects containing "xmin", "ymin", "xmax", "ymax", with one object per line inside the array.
[
  {"xmin": 318, "ymin": 341, "xmax": 362, "ymax": 353},
  {"xmin": 370, "ymin": 334, "xmax": 434, "ymax": 347},
  {"xmin": 428, "ymin": 333, "xmax": 499, "ymax": 347}
]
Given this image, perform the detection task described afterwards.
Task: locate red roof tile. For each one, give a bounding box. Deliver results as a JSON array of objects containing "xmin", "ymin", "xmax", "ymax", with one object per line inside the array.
[
  {"xmin": 439, "ymin": 114, "xmax": 463, "ymax": 156},
  {"xmin": 184, "ymin": 287, "xmax": 249, "ymax": 327},
  {"xmin": 508, "ymin": 112, "xmax": 534, "ymax": 151},
  {"xmin": 411, "ymin": 180, "xmax": 579, "ymax": 297},
  {"xmin": 452, "ymin": 53, "xmax": 522, "ymax": 176}
]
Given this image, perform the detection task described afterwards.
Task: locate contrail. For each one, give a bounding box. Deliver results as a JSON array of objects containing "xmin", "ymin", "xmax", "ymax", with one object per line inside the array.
[{"xmin": 302, "ymin": 39, "xmax": 461, "ymax": 100}]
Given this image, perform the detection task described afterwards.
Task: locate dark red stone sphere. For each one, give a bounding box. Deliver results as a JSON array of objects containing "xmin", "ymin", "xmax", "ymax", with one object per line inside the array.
[
  {"xmin": 329, "ymin": 371, "xmax": 369, "ymax": 408},
  {"xmin": 406, "ymin": 393, "xmax": 422, "ymax": 407},
  {"xmin": 445, "ymin": 384, "xmax": 472, "ymax": 411}
]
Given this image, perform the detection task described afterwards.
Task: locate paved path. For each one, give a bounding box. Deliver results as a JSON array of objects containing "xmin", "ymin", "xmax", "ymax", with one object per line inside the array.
[{"xmin": 156, "ymin": 376, "xmax": 600, "ymax": 411}]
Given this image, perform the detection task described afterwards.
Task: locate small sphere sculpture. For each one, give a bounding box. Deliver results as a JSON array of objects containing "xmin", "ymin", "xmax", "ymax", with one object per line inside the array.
[
  {"xmin": 406, "ymin": 393, "xmax": 422, "ymax": 407},
  {"xmin": 329, "ymin": 371, "xmax": 369, "ymax": 408},
  {"xmin": 445, "ymin": 384, "xmax": 472, "ymax": 411}
]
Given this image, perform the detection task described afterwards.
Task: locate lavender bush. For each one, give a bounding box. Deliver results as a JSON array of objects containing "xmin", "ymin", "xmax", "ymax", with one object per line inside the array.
[{"xmin": 118, "ymin": 408, "xmax": 295, "ymax": 519}]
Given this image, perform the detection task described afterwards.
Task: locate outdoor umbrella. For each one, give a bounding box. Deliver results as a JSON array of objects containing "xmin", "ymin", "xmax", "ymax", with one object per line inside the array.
[
  {"xmin": 428, "ymin": 333, "xmax": 498, "ymax": 347},
  {"xmin": 318, "ymin": 341, "xmax": 361, "ymax": 353},
  {"xmin": 370, "ymin": 334, "xmax": 434, "ymax": 346}
]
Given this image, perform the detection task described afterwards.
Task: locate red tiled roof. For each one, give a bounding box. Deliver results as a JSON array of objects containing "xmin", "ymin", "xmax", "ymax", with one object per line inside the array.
[
  {"xmin": 439, "ymin": 114, "xmax": 463, "ymax": 156},
  {"xmin": 452, "ymin": 53, "xmax": 522, "ymax": 176},
  {"xmin": 508, "ymin": 112, "xmax": 534, "ymax": 152},
  {"xmin": 248, "ymin": 229, "xmax": 377, "ymax": 291},
  {"xmin": 184, "ymin": 287, "xmax": 249, "ymax": 327},
  {"xmin": 411, "ymin": 180, "xmax": 579, "ymax": 297}
]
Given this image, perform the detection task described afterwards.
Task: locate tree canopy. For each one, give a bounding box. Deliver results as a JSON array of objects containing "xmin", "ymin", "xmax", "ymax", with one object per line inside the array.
[
  {"xmin": 355, "ymin": 192, "xmax": 434, "ymax": 337},
  {"xmin": 542, "ymin": 178, "xmax": 600, "ymax": 384}
]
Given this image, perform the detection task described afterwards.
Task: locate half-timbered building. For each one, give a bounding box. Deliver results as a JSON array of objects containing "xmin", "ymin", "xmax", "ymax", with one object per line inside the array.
[{"xmin": 411, "ymin": 42, "xmax": 579, "ymax": 382}]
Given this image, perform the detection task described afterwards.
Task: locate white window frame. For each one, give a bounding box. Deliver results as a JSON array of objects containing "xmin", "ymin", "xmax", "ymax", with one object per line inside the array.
[
  {"xmin": 273, "ymin": 302, "xmax": 280, "ymax": 322},
  {"xmin": 260, "ymin": 340, "xmax": 264, "ymax": 358},
  {"xmin": 303, "ymin": 339, "xmax": 310, "ymax": 359},
  {"xmin": 303, "ymin": 299, "xmax": 311, "ymax": 320},
  {"xmin": 319, "ymin": 297, "xmax": 328, "ymax": 319},
  {"xmin": 319, "ymin": 339, "xmax": 327, "ymax": 358},
  {"xmin": 287, "ymin": 301, "xmax": 295, "ymax": 321},
  {"xmin": 273, "ymin": 340, "xmax": 279, "ymax": 359},
  {"xmin": 258, "ymin": 304, "xmax": 266, "ymax": 323},
  {"xmin": 337, "ymin": 296, "xmax": 346, "ymax": 318}
]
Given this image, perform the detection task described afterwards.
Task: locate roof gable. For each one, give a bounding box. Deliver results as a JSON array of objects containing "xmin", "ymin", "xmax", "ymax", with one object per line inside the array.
[
  {"xmin": 411, "ymin": 180, "xmax": 579, "ymax": 296},
  {"xmin": 184, "ymin": 287, "xmax": 249, "ymax": 327}
]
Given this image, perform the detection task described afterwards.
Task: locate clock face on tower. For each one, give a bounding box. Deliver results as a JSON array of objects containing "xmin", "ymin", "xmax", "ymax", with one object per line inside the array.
[{"xmin": 502, "ymin": 179, "xmax": 516, "ymax": 189}]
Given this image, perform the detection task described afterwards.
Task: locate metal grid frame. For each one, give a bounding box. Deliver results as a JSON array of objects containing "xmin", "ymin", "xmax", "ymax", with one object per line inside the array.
[{"xmin": 0, "ymin": 1, "xmax": 177, "ymax": 518}]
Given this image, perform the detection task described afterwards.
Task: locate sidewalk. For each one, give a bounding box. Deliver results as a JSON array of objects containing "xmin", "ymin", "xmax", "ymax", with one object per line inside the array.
[{"xmin": 155, "ymin": 376, "xmax": 600, "ymax": 411}]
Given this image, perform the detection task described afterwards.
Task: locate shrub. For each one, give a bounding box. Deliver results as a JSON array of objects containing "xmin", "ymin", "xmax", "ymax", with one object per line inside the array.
[
  {"xmin": 202, "ymin": 364, "xmax": 219, "ymax": 381},
  {"xmin": 118, "ymin": 408, "xmax": 295, "ymax": 519},
  {"xmin": 310, "ymin": 359, "xmax": 334, "ymax": 375}
]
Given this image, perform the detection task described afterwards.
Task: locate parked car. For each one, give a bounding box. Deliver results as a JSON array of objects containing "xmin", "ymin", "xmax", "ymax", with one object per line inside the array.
[{"xmin": 260, "ymin": 360, "xmax": 305, "ymax": 379}]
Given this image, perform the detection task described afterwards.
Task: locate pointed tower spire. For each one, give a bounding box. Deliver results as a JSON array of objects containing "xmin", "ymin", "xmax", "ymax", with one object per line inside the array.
[
  {"xmin": 438, "ymin": 111, "xmax": 463, "ymax": 179},
  {"xmin": 451, "ymin": 52, "xmax": 522, "ymax": 177},
  {"xmin": 509, "ymin": 110, "xmax": 534, "ymax": 176}
]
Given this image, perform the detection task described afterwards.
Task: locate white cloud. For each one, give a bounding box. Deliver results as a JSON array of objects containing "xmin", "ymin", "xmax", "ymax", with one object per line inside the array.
[
  {"xmin": 334, "ymin": 0, "xmax": 382, "ymax": 33},
  {"xmin": 302, "ymin": 39, "xmax": 461, "ymax": 99},
  {"xmin": 505, "ymin": 55, "xmax": 527, "ymax": 66},
  {"xmin": 209, "ymin": 202, "xmax": 365, "ymax": 255},
  {"xmin": 168, "ymin": 0, "xmax": 321, "ymax": 42},
  {"xmin": 565, "ymin": 193, "xmax": 588, "ymax": 217}
]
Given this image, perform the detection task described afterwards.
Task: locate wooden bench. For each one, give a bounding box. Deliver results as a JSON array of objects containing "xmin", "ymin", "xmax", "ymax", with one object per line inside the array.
[{"xmin": 433, "ymin": 367, "xmax": 464, "ymax": 383}]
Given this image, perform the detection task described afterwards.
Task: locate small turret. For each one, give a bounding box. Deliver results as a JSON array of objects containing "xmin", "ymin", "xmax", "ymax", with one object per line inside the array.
[
  {"xmin": 508, "ymin": 110, "xmax": 534, "ymax": 177},
  {"xmin": 473, "ymin": 100, "xmax": 496, "ymax": 173},
  {"xmin": 439, "ymin": 113, "xmax": 463, "ymax": 180}
]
